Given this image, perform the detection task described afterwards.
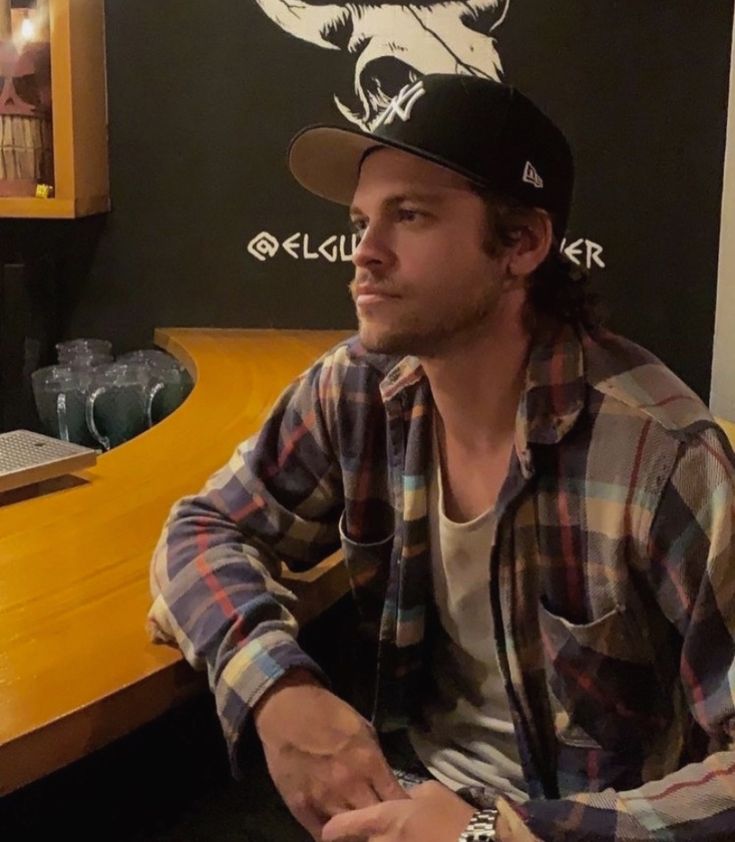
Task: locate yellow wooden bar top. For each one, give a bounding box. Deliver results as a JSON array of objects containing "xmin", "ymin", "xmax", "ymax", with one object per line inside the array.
[{"xmin": 0, "ymin": 328, "xmax": 351, "ymax": 796}]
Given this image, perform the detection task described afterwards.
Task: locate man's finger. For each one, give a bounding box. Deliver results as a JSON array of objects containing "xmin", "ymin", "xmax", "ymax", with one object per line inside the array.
[
  {"xmin": 371, "ymin": 762, "xmax": 409, "ymax": 802},
  {"xmin": 292, "ymin": 811, "xmax": 325, "ymax": 842},
  {"xmin": 407, "ymin": 780, "xmax": 444, "ymax": 800},
  {"xmin": 321, "ymin": 783, "xmax": 381, "ymax": 818},
  {"xmin": 285, "ymin": 797, "xmax": 328, "ymax": 841},
  {"xmin": 321, "ymin": 804, "xmax": 385, "ymax": 841},
  {"xmin": 348, "ymin": 782, "xmax": 383, "ymax": 811},
  {"xmin": 497, "ymin": 797, "xmax": 542, "ymax": 842}
]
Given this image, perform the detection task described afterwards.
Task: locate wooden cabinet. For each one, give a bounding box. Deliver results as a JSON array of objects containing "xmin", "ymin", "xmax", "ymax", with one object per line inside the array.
[{"xmin": 0, "ymin": 0, "xmax": 109, "ymax": 218}]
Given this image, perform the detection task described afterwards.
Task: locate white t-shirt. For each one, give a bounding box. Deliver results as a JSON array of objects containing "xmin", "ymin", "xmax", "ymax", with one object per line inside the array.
[{"xmin": 408, "ymin": 425, "xmax": 528, "ymax": 802}]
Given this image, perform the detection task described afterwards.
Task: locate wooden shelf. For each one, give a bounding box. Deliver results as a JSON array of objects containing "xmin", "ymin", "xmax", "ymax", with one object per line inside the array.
[{"xmin": 0, "ymin": 194, "xmax": 107, "ymax": 218}]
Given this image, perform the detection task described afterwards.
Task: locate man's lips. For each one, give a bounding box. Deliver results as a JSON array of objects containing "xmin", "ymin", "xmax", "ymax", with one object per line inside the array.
[
  {"xmin": 356, "ymin": 293, "xmax": 397, "ymax": 308},
  {"xmin": 351, "ymin": 282, "xmax": 401, "ymax": 305}
]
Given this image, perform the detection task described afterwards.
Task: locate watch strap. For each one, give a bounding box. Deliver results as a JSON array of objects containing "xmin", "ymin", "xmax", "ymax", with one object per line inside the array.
[{"xmin": 458, "ymin": 808, "xmax": 499, "ymax": 842}]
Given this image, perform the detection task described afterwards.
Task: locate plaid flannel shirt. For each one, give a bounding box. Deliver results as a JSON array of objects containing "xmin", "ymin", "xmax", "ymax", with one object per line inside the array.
[{"xmin": 149, "ymin": 324, "xmax": 735, "ymax": 841}]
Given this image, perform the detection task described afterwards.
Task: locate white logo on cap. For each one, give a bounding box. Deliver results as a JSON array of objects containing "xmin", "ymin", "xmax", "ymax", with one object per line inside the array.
[
  {"xmin": 372, "ymin": 80, "xmax": 426, "ymax": 129},
  {"xmin": 523, "ymin": 161, "xmax": 544, "ymax": 189}
]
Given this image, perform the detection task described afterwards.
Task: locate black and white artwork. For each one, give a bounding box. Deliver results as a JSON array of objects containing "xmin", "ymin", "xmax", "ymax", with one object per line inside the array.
[
  {"xmin": 252, "ymin": 0, "xmax": 510, "ymax": 129},
  {"xmin": 244, "ymin": 0, "xmax": 605, "ymax": 275}
]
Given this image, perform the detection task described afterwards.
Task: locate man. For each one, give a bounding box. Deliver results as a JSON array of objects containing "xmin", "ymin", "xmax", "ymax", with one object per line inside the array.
[{"xmin": 149, "ymin": 75, "xmax": 735, "ymax": 841}]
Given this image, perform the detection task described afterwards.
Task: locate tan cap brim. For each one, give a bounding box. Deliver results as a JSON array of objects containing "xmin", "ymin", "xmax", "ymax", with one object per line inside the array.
[{"xmin": 287, "ymin": 125, "xmax": 393, "ymax": 206}]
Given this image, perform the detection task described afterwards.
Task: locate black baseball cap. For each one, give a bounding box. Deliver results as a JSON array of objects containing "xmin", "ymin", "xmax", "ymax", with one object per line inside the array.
[{"xmin": 288, "ymin": 74, "xmax": 574, "ymax": 238}]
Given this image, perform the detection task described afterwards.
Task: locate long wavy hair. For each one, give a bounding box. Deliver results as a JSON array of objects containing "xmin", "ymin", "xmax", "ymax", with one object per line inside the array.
[{"xmin": 471, "ymin": 186, "xmax": 603, "ymax": 334}]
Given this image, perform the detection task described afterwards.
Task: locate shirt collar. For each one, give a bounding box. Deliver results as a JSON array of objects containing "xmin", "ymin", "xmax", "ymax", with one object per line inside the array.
[
  {"xmin": 520, "ymin": 324, "xmax": 586, "ymax": 445},
  {"xmin": 345, "ymin": 335, "xmax": 424, "ymax": 401},
  {"xmin": 346, "ymin": 326, "xmax": 587, "ymax": 466}
]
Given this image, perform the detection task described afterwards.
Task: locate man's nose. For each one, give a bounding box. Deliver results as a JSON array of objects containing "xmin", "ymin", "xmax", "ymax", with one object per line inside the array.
[{"xmin": 351, "ymin": 224, "xmax": 393, "ymax": 269}]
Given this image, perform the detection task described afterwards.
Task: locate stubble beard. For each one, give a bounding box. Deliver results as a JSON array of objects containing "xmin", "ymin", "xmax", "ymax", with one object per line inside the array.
[{"xmin": 356, "ymin": 281, "xmax": 503, "ymax": 358}]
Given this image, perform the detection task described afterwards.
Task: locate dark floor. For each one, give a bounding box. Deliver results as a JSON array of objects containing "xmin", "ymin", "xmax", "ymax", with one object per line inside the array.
[{"xmin": 0, "ymin": 598, "xmax": 364, "ymax": 841}]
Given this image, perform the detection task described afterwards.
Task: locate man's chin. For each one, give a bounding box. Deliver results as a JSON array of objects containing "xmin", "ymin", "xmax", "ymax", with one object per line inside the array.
[
  {"xmin": 358, "ymin": 325, "xmax": 398, "ymax": 354},
  {"xmin": 358, "ymin": 325, "xmax": 421, "ymax": 356}
]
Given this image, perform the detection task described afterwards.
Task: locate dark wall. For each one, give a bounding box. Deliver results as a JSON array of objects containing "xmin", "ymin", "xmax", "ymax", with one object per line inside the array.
[
  {"xmin": 64, "ymin": 0, "xmax": 359, "ymax": 347},
  {"xmin": 0, "ymin": 0, "xmax": 732, "ymax": 411},
  {"xmin": 498, "ymin": 2, "xmax": 733, "ymax": 399}
]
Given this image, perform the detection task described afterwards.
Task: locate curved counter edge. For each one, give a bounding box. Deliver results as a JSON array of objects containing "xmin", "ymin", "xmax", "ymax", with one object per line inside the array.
[{"xmin": 0, "ymin": 328, "xmax": 352, "ymax": 795}]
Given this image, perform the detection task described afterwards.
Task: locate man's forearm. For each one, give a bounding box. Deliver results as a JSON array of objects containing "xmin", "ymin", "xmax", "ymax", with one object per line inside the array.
[{"xmin": 516, "ymin": 749, "xmax": 735, "ymax": 841}]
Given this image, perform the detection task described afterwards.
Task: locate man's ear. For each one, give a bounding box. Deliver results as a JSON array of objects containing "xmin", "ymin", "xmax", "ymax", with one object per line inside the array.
[{"xmin": 506, "ymin": 210, "xmax": 553, "ymax": 278}]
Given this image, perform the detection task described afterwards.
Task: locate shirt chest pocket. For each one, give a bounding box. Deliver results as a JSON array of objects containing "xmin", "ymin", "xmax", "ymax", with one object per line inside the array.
[{"xmin": 538, "ymin": 599, "xmax": 673, "ymax": 751}]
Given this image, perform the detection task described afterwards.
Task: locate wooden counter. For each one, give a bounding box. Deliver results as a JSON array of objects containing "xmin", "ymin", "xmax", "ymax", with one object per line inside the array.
[{"xmin": 0, "ymin": 329, "xmax": 351, "ymax": 796}]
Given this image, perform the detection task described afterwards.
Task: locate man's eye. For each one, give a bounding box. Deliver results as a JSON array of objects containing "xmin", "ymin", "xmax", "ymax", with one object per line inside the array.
[
  {"xmin": 350, "ymin": 218, "xmax": 367, "ymax": 236},
  {"xmin": 398, "ymin": 208, "xmax": 422, "ymax": 222}
]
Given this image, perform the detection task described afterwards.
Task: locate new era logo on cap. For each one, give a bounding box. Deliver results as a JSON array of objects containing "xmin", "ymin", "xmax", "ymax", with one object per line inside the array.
[
  {"xmin": 372, "ymin": 80, "xmax": 426, "ymax": 129},
  {"xmin": 523, "ymin": 160, "xmax": 544, "ymax": 189}
]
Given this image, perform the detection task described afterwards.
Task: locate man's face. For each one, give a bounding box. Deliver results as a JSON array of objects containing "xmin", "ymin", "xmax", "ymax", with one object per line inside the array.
[{"xmin": 349, "ymin": 148, "xmax": 508, "ymax": 357}]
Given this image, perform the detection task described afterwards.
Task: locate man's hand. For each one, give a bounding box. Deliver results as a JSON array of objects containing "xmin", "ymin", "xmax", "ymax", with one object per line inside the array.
[
  {"xmin": 321, "ymin": 780, "xmax": 474, "ymax": 841},
  {"xmin": 253, "ymin": 669, "xmax": 407, "ymax": 839},
  {"xmin": 320, "ymin": 783, "xmax": 542, "ymax": 842},
  {"xmin": 496, "ymin": 797, "xmax": 542, "ymax": 842}
]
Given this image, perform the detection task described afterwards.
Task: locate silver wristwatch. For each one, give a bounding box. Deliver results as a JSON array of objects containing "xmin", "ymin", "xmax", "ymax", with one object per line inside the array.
[{"xmin": 458, "ymin": 808, "xmax": 499, "ymax": 842}]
